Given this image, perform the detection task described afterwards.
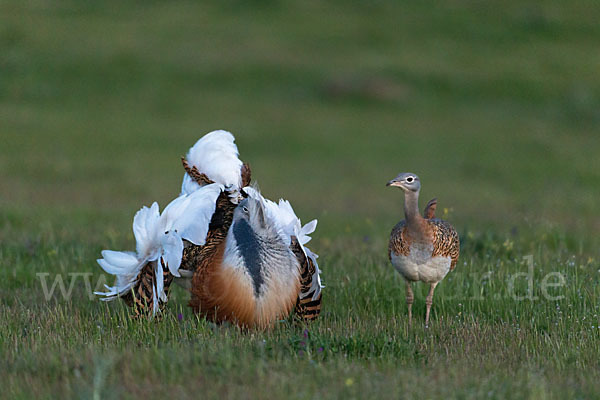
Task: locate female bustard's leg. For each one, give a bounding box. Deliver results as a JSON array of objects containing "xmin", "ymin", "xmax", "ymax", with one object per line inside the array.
[
  {"xmin": 425, "ymin": 282, "xmax": 438, "ymax": 327},
  {"xmin": 405, "ymin": 281, "xmax": 414, "ymax": 327}
]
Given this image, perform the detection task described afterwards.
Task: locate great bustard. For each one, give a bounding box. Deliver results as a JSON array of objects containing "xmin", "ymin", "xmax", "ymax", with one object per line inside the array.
[
  {"xmin": 387, "ymin": 173, "xmax": 459, "ymax": 327},
  {"xmin": 96, "ymin": 130, "xmax": 323, "ymax": 327}
]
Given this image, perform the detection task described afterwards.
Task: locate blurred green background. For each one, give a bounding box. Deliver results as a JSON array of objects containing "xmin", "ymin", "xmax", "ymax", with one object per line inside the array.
[
  {"xmin": 2, "ymin": 1, "xmax": 600, "ymax": 398},
  {"xmin": 2, "ymin": 0, "xmax": 599, "ymax": 241}
]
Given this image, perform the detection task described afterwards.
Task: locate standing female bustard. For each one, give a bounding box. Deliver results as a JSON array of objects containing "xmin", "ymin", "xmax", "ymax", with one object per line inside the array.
[{"xmin": 387, "ymin": 173, "xmax": 459, "ymax": 327}]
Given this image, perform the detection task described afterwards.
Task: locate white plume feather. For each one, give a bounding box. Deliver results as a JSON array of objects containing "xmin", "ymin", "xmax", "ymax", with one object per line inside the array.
[
  {"xmin": 96, "ymin": 183, "xmax": 223, "ymax": 310},
  {"xmin": 132, "ymin": 202, "xmax": 160, "ymax": 258},
  {"xmin": 170, "ymin": 183, "xmax": 223, "ymax": 245},
  {"xmin": 180, "ymin": 173, "xmax": 201, "ymax": 196},
  {"xmin": 243, "ymin": 186, "xmax": 323, "ymax": 300},
  {"xmin": 181, "ymin": 130, "xmax": 243, "ymax": 196},
  {"xmin": 95, "ymin": 250, "xmax": 144, "ymax": 300}
]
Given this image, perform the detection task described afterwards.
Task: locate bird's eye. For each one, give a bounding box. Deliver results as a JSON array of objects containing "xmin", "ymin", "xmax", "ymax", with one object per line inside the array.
[
  {"xmin": 406, "ymin": 177, "xmax": 414, "ymax": 183},
  {"xmin": 242, "ymin": 206, "xmax": 249, "ymax": 213}
]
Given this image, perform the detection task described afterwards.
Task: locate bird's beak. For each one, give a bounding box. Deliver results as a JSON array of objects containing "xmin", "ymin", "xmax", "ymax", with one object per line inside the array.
[{"xmin": 387, "ymin": 180, "xmax": 403, "ymax": 187}]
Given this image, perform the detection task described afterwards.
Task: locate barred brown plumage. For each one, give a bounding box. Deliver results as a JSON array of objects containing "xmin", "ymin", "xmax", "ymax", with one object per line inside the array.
[
  {"xmin": 187, "ymin": 190, "xmax": 237, "ymax": 318},
  {"xmin": 290, "ymin": 236, "xmax": 322, "ymax": 321},
  {"xmin": 182, "ymin": 157, "xmax": 214, "ymax": 186},
  {"xmin": 423, "ymin": 198, "xmax": 437, "ymax": 219},
  {"xmin": 122, "ymin": 259, "xmax": 173, "ymax": 318},
  {"xmin": 388, "ymin": 220, "xmax": 410, "ymax": 259},
  {"xmin": 431, "ymin": 219, "xmax": 460, "ymax": 271},
  {"xmin": 387, "ymin": 172, "xmax": 460, "ymax": 327},
  {"xmin": 182, "ymin": 157, "xmax": 252, "ymax": 189}
]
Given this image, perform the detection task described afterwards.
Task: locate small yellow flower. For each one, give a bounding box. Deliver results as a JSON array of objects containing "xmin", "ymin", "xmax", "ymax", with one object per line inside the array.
[
  {"xmin": 345, "ymin": 378, "xmax": 354, "ymax": 387},
  {"xmin": 442, "ymin": 207, "xmax": 454, "ymax": 219},
  {"xmin": 503, "ymin": 239, "xmax": 513, "ymax": 251}
]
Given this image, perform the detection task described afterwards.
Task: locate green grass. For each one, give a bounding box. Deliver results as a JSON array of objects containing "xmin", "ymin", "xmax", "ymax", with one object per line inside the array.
[{"xmin": 1, "ymin": 1, "xmax": 599, "ymax": 398}]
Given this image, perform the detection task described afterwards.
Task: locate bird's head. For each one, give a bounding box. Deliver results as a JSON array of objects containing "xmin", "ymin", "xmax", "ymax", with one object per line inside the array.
[
  {"xmin": 386, "ymin": 172, "xmax": 421, "ymax": 193},
  {"xmin": 233, "ymin": 196, "xmax": 269, "ymax": 234}
]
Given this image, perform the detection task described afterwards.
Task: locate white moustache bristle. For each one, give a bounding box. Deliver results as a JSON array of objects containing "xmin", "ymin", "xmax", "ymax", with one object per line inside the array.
[{"xmin": 185, "ymin": 130, "xmax": 243, "ymax": 188}]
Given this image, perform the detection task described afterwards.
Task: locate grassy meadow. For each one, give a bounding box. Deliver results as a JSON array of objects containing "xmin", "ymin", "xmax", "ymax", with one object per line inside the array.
[{"xmin": 1, "ymin": 1, "xmax": 600, "ymax": 398}]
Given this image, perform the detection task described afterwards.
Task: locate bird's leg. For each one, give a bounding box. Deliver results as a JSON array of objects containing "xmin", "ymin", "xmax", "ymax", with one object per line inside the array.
[
  {"xmin": 425, "ymin": 282, "xmax": 438, "ymax": 328},
  {"xmin": 405, "ymin": 281, "xmax": 414, "ymax": 327}
]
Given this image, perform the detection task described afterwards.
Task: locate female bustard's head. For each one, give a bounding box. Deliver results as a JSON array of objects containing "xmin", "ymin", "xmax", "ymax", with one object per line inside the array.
[{"xmin": 386, "ymin": 172, "xmax": 421, "ymax": 193}]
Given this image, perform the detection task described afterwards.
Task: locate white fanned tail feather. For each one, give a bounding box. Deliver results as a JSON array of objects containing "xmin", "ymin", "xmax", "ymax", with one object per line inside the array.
[
  {"xmin": 96, "ymin": 183, "xmax": 223, "ymax": 314},
  {"xmin": 244, "ymin": 186, "xmax": 323, "ymax": 301},
  {"xmin": 180, "ymin": 130, "xmax": 244, "ymax": 203}
]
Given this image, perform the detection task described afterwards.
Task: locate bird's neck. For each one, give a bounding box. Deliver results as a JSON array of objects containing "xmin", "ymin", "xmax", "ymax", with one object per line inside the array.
[{"xmin": 404, "ymin": 191, "xmax": 428, "ymax": 239}]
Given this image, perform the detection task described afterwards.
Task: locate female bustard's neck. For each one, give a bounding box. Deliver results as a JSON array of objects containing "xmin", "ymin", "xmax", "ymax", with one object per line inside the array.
[
  {"xmin": 403, "ymin": 190, "xmax": 420, "ymax": 221},
  {"xmin": 404, "ymin": 190, "xmax": 428, "ymax": 239}
]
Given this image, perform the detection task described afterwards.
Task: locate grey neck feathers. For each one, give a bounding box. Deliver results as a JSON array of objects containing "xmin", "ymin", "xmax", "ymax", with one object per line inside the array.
[
  {"xmin": 404, "ymin": 190, "xmax": 427, "ymax": 238},
  {"xmin": 404, "ymin": 190, "xmax": 420, "ymax": 221}
]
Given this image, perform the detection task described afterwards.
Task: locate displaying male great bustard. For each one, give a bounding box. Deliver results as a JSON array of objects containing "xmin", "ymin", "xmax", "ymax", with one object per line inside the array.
[
  {"xmin": 387, "ymin": 173, "xmax": 459, "ymax": 327},
  {"xmin": 96, "ymin": 130, "xmax": 323, "ymax": 328},
  {"xmin": 188, "ymin": 186, "xmax": 321, "ymax": 328}
]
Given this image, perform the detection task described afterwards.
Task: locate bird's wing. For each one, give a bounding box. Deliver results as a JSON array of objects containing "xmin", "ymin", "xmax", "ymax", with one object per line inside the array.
[
  {"xmin": 245, "ymin": 185, "xmax": 324, "ymax": 309},
  {"xmin": 186, "ymin": 191, "xmax": 239, "ymax": 314},
  {"xmin": 180, "ymin": 130, "xmax": 243, "ymax": 195},
  {"xmin": 271, "ymin": 197, "xmax": 323, "ymax": 305},
  {"xmin": 423, "ymin": 198, "xmax": 437, "ymax": 219},
  {"xmin": 97, "ymin": 250, "xmax": 139, "ymax": 276},
  {"xmin": 117, "ymin": 260, "xmax": 173, "ymax": 317},
  {"xmin": 97, "ymin": 207, "xmax": 169, "ymax": 315},
  {"xmin": 244, "ymin": 187, "xmax": 316, "ymax": 246},
  {"xmin": 243, "ymin": 186, "xmax": 287, "ymax": 239},
  {"xmin": 95, "ymin": 250, "xmax": 144, "ymax": 299},
  {"xmin": 429, "ymin": 219, "xmax": 460, "ymax": 270},
  {"xmin": 155, "ymin": 183, "xmax": 222, "ymax": 276},
  {"xmin": 97, "ymin": 201, "xmax": 162, "ymax": 301},
  {"xmin": 181, "ymin": 172, "xmax": 202, "ymax": 196},
  {"xmin": 168, "ymin": 183, "xmax": 223, "ymax": 246},
  {"xmin": 240, "ymin": 163, "xmax": 252, "ymax": 188},
  {"xmin": 97, "ymin": 184, "xmax": 224, "ymax": 315},
  {"xmin": 132, "ymin": 202, "xmax": 160, "ymax": 258},
  {"xmin": 97, "ymin": 202, "xmax": 161, "ymax": 305},
  {"xmin": 388, "ymin": 220, "xmax": 410, "ymax": 261},
  {"xmin": 290, "ymin": 236, "xmax": 322, "ymax": 321}
]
